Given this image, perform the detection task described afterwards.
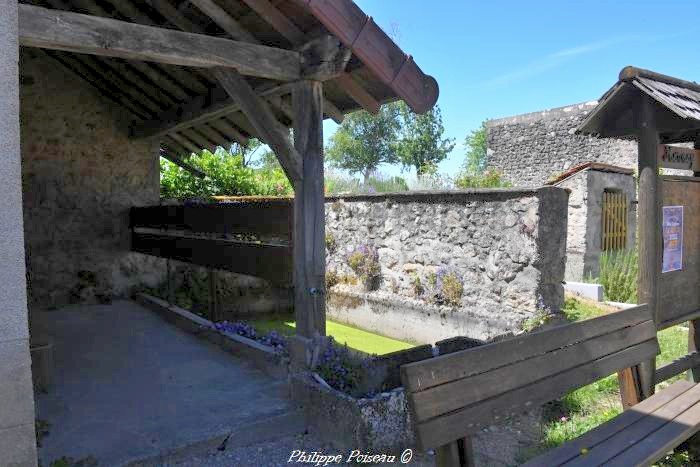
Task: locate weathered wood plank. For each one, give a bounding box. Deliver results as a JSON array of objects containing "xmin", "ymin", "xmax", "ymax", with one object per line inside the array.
[
  {"xmin": 131, "ymin": 232, "xmax": 293, "ymax": 285},
  {"xmin": 522, "ymin": 380, "xmax": 695, "ymax": 466},
  {"xmin": 18, "ymin": 4, "xmax": 300, "ymax": 81},
  {"xmin": 213, "ymin": 67, "xmax": 302, "ymax": 183},
  {"xmin": 617, "ymin": 366, "xmax": 642, "ymax": 410},
  {"xmin": 410, "ymin": 321, "xmax": 657, "ymax": 422},
  {"xmin": 691, "ymin": 321, "xmax": 700, "ymax": 382},
  {"xmin": 334, "ymin": 72, "xmax": 380, "ymax": 114},
  {"xmin": 240, "ymin": 0, "xmax": 305, "ymax": 44},
  {"xmin": 130, "ymin": 82, "xmax": 292, "ymax": 139},
  {"xmin": 402, "ymin": 305, "xmax": 652, "ymax": 393},
  {"xmin": 654, "ymin": 351, "xmax": 700, "ymax": 385},
  {"xmin": 190, "ymin": 0, "xmax": 259, "ymax": 43},
  {"xmin": 565, "ymin": 382, "xmax": 700, "ymax": 466},
  {"xmin": 131, "ymin": 203, "xmax": 292, "ymax": 238},
  {"xmin": 293, "ymin": 80, "xmax": 326, "ymax": 337},
  {"xmin": 413, "ymin": 339, "xmax": 659, "ymax": 449}
]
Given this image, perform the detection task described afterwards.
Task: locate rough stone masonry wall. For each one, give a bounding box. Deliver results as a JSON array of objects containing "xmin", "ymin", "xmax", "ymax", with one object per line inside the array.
[
  {"xmin": 325, "ymin": 188, "xmax": 568, "ymax": 336},
  {"xmin": 486, "ymin": 102, "xmax": 638, "ymax": 186},
  {"xmin": 20, "ymin": 50, "xmax": 162, "ymax": 310}
]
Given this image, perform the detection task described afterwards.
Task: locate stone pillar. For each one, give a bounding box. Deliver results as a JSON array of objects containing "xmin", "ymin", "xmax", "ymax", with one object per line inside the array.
[{"xmin": 0, "ymin": 1, "xmax": 39, "ymax": 465}]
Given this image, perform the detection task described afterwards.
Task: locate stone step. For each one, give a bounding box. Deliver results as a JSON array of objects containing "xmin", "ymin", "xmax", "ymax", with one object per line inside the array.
[{"xmin": 125, "ymin": 408, "xmax": 306, "ymax": 467}]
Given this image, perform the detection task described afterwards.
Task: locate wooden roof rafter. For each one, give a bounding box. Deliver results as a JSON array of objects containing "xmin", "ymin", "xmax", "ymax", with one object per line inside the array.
[{"xmin": 17, "ymin": 0, "xmax": 439, "ymax": 164}]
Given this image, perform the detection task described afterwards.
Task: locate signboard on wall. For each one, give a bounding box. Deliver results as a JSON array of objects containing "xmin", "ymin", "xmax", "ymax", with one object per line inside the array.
[
  {"xmin": 662, "ymin": 206, "xmax": 683, "ymax": 273},
  {"xmin": 658, "ymin": 145, "xmax": 699, "ymax": 171},
  {"xmin": 659, "ymin": 178, "xmax": 700, "ymax": 328}
]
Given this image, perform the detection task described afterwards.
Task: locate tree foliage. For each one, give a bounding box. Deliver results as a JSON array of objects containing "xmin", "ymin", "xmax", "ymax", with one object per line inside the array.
[
  {"xmin": 463, "ymin": 121, "xmax": 488, "ymax": 174},
  {"xmin": 160, "ymin": 146, "xmax": 292, "ymax": 200},
  {"xmin": 396, "ymin": 103, "xmax": 455, "ymax": 175},
  {"xmin": 325, "ymin": 104, "xmax": 401, "ymax": 183}
]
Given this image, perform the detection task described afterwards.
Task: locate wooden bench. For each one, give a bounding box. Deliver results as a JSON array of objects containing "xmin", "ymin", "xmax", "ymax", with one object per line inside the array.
[{"xmin": 401, "ymin": 304, "xmax": 700, "ymax": 466}]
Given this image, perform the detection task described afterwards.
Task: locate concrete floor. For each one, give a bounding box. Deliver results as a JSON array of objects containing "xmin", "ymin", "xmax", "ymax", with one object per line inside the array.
[{"xmin": 34, "ymin": 301, "xmax": 303, "ymax": 466}]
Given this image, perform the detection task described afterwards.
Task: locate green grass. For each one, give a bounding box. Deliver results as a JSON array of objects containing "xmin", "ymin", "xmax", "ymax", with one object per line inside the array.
[
  {"xmin": 524, "ymin": 295, "xmax": 690, "ymax": 464},
  {"xmin": 250, "ymin": 316, "xmax": 415, "ymax": 355}
]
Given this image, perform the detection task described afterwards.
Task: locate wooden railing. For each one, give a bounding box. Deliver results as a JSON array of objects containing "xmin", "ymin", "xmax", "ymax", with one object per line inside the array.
[{"xmin": 130, "ymin": 200, "xmax": 293, "ymax": 285}]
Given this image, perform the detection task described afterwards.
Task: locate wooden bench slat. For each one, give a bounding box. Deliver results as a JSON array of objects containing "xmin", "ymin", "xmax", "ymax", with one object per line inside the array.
[
  {"xmin": 414, "ymin": 339, "xmax": 659, "ymax": 449},
  {"xmin": 401, "ymin": 305, "xmax": 651, "ymax": 393},
  {"xmin": 562, "ymin": 382, "xmax": 700, "ymax": 466},
  {"xmin": 522, "ymin": 380, "xmax": 695, "ymax": 466},
  {"xmin": 605, "ymin": 393, "xmax": 700, "ymax": 467},
  {"xmin": 410, "ymin": 320, "xmax": 656, "ymax": 422}
]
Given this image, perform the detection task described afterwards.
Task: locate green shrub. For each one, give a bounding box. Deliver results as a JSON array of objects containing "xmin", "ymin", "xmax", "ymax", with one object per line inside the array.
[
  {"xmin": 454, "ymin": 169, "xmax": 511, "ymax": 189},
  {"xmin": 325, "ymin": 232, "xmax": 337, "ymax": 253},
  {"xmin": 346, "ymin": 245, "xmax": 381, "ymax": 291},
  {"xmin": 588, "ymin": 249, "xmax": 638, "ymax": 304},
  {"xmin": 160, "ymin": 147, "xmax": 292, "ymax": 200},
  {"xmin": 439, "ymin": 270, "xmax": 464, "ymax": 306}
]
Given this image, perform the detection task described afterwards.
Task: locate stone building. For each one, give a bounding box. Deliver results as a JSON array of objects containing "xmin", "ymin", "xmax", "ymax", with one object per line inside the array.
[
  {"xmin": 486, "ymin": 101, "xmax": 638, "ymax": 187},
  {"xmin": 486, "ymin": 102, "xmax": 643, "ymax": 281}
]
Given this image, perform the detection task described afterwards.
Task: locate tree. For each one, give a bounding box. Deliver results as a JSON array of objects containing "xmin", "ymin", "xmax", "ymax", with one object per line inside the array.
[
  {"xmin": 463, "ymin": 121, "xmax": 488, "ymax": 174},
  {"xmin": 396, "ymin": 103, "xmax": 455, "ymax": 175},
  {"xmin": 160, "ymin": 145, "xmax": 292, "ymax": 200},
  {"xmin": 325, "ymin": 104, "xmax": 401, "ymax": 184}
]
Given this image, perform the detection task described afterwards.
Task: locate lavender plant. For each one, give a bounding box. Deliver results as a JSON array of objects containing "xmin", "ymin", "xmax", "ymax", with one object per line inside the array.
[
  {"xmin": 315, "ymin": 338, "xmax": 366, "ymax": 395},
  {"xmin": 423, "ymin": 267, "xmax": 464, "ymax": 306},
  {"xmin": 212, "ymin": 320, "xmax": 288, "ymax": 353},
  {"xmin": 346, "ymin": 244, "xmax": 381, "ymax": 291}
]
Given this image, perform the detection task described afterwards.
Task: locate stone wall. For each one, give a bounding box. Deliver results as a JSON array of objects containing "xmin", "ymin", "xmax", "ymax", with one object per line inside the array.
[
  {"xmin": 486, "ymin": 101, "xmax": 638, "ymax": 186},
  {"xmin": 555, "ymin": 167, "xmax": 637, "ymax": 281},
  {"xmin": 20, "ymin": 50, "xmax": 161, "ymax": 310},
  {"xmin": 324, "ymin": 188, "xmax": 569, "ymax": 340}
]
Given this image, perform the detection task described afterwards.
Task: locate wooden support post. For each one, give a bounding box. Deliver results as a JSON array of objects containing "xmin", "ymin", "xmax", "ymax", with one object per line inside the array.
[
  {"xmin": 292, "ymin": 80, "xmax": 326, "ymax": 338},
  {"xmin": 636, "ymin": 95, "xmax": 661, "ymax": 400},
  {"xmin": 617, "ymin": 367, "xmax": 641, "ymax": 409}
]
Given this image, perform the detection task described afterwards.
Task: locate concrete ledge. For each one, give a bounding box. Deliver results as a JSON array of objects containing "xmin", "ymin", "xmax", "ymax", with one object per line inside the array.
[
  {"xmin": 0, "ymin": 339, "xmax": 36, "ymax": 431},
  {"xmin": 135, "ymin": 293, "xmax": 288, "ymax": 379},
  {"xmin": 327, "ymin": 288, "xmax": 514, "ymax": 343},
  {"xmin": 290, "ymin": 373, "xmax": 414, "ymax": 454},
  {"xmin": 564, "ymin": 281, "xmax": 604, "ymax": 301}
]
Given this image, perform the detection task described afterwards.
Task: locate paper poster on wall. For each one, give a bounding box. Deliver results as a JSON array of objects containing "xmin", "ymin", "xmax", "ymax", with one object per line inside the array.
[{"xmin": 662, "ymin": 205, "xmax": 684, "ymax": 273}]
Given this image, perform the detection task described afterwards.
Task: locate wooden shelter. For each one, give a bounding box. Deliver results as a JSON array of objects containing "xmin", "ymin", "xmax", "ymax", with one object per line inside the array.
[
  {"xmin": 17, "ymin": 0, "xmax": 437, "ymax": 338},
  {"xmin": 578, "ymin": 66, "xmax": 700, "ymax": 402},
  {"xmin": 0, "ymin": 2, "xmax": 438, "ymax": 463}
]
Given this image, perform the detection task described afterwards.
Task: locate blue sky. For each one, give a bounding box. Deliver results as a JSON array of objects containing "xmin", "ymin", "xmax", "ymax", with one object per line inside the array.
[{"xmin": 323, "ymin": 0, "xmax": 700, "ymax": 178}]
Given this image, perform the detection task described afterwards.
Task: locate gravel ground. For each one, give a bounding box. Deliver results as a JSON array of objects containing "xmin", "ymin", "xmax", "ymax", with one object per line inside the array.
[{"xmin": 162, "ymin": 434, "xmax": 435, "ymax": 467}]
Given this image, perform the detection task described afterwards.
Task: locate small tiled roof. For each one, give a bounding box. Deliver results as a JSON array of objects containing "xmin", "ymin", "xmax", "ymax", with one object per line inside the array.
[
  {"xmin": 578, "ymin": 67, "xmax": 700, "ymax": 143},
  {"xmin": 546, "ymin": 162, "xmax": 634, "ymax": 186}
]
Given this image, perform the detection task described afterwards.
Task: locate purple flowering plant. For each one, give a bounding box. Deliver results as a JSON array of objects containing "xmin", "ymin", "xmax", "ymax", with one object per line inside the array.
[
  {"xmin": 213, "ymin": 320, "xmax": 288, "ymax": 354},
  {"xmin": 426, "ymin": 267, "xmax": 464, "ymax": 307},
  {"xmin": 346, "ymin": 244, "xmax": 381, "ymax": 291},
  {"xmin": 315, "ymin": 338, "xmax": 368, "ymax": 395}
]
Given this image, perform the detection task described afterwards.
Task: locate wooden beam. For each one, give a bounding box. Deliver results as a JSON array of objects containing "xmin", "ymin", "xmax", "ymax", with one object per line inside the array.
[
  {"xmin": 189, "ymin": 0, "xmax": 259, "ymax": 43},
  {"xmin": 334, "ymin": 72, "xmax": 380, "ymax": 114},
  {"xmin": 213, "ymin": 67, "xmax": 302, "ymax": 183},
  {"xmin": 292, "ymin": 80, "xmax": 326, "ymax": 337},
  {"xmin": 160, "ymin": 148, "xmax": 207, "ymax": 178},
  {"xmin": 18, "ymin": 4, "xmax": 301, "ymax": 81},
  {"xmin": 131, "ymin": 82, "xmax": 292, "ymax": 139},
  {"xmin": 636, "ymin": 95, "xmax": 661, "ymax": 400},
  {"xmin": 300, "ymin": 35, "xmax": 352, "ymax": 81},
  {"xmin": 240, "ymin": 0, "xmax": 305, "ymax": 44}
]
